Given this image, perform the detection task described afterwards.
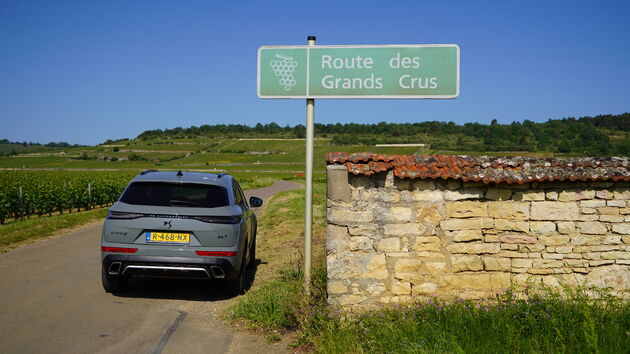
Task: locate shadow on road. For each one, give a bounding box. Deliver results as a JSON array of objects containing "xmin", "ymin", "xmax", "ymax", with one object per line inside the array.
[{"xmin": 113, "ymin": 259, "xmax": 262, "ymax": 301}]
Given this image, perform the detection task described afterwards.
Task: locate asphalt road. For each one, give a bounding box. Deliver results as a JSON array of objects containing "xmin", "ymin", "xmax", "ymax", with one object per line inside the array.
[{"xmin": 0, "ymin": 180, "xmax": 301, "ymax": 354}]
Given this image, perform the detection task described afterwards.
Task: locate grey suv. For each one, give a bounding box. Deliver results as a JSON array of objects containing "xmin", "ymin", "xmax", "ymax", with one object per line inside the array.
[{"xmin": 101, "ymin": 170, "xmax": 262, "ymax": 295}]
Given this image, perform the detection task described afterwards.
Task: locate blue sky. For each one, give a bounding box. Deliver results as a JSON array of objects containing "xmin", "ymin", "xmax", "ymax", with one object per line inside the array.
[{"xmin": 1, "ymin": 0, "xmax": 629, "ymax": 145}]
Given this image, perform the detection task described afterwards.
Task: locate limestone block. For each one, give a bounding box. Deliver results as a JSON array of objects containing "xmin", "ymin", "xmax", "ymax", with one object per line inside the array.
[
  {"xmin": 600, "ymin": 252, "xmax": 630, "ymax": 260},
  {"xmin": 603, "ymin": 235, "xmax": 622, "ymax": 244},
  {"xmin": 623, "ymin": 236, "xmax": 630, "ymax": 243},
  {"xmin": 613, "ymin": 188, "xmax": 630, "ymax": 200},
  {"xmin": 376, "ymin": 238, "xmax": 400, "ymax": 252},
  {"xmin": 443, "ymin": 272, "xmax": 511, "ymax": 290},
  {"xmin": 488, "ymin": 202, "xmax": 529, "ymax": 220},
  {"xmin": 444, "ymin": 188, "xmax": 484, "ymax": 201},
  {"xmin": 415, "ymin": 251, "xmax": 446, "ymax": 260},
  {"xmin": 451, "ymin": 255, "xmax": 483, "ymax": 272},
  {"xmin": 519, "ymin": 244, "xmax": 545, "ymax": 252},
  {"xmin": 485, "ymin": 234, "xmax": 501, "ymax": 242},
  {"xmin": 571, "ymin": 235, "xmax": 603, "ymax": 245},
  {"xmin": 542, "ymin": 253, "xmax": 563, "ymax": 259},
  {"xmin": 424, "ymin": 262, "xmax": 446, "ymax": 274},
  {"xmin": 327, "ymin": 225, "xmax": 349, "ymax": 254},
  {"xmin": 349, "ymin": 236, "xmax": 373, "ymax": 251},
  {"xmin": 532, "ymin": 259, "xmax": 562, "ymax": 268},
  {"xmin": 495, "ymin": 219, "xmax": 530, "ymax": 232},
  {"xmin": 512, "ymin": 258, "xmax": 533, "ymax": 268},
  {"xmin": 412, "ymin": 242, "xmax": 441, "ymax": 252},
  {"xmin": 498, "ymin": 250, "xmax": 529, "ymax": 258},
  {"xmin": 336, "ymin": 295, "xmax": 367, "ymax": 306},
  {"xmin": 447, "ymin": 243, "xmax": 500, "ymax": 254},
  {"xmin": 557, "ymin": 222, "xmax": 575, "ymax": 234},
  {"xmin": 598, "ymin": 207, "xmax": 620, "ymax": 215},
  {"xmin": 365, "ymin": 281, "xmax": 387, "ymax": 296},
  {"xmin": 586, "ymin": 265, "xmax": 630, "ymax": 291},
  {"xmin": 485, "ymin": 188, "xmax": 512, "ymax": 201},
  {"xmin": 583, "ymin": 253, "xmax": 602, "ymax": 260},
  {"xmin": 415, "ymin": 236, "xmax": 441, "ymax": 244},
  {"xmin": 580, "ymin": 200, "xmax": 606, "ymax": 208},
  {"xmin": 384, "ymin": 223, "xmax": 425, "ymax": 236},
  {"xmin": 416, "ymin": 207, "xmax": 443, "ymax": 225},
  {"xmin": 513, "ymin": 190, "xmax": 545, "ymax": 201},
  {"xmin": 596, "ymin": 190, "xmax": 614, "ymax": 199},
  {"xmin": 590, "ymin": 260, "xmax": 615, "ymax": 267},
  {"xmin": 328, "ymin": 281, "xmax": 349, "ymax": 294},
  {"xmin": 380, "ymin": 207, "xmax": 413, "ymax": 223},
  {"xmin": 440, "ymin": 218, "xmax": 493, "ymax": 231},
  {"xmin": 559, "ymin": 190, "xmax": 595, "ymax": 201},
  {"xmin": 552, "ymin": 246, "xmax": 574, "ymax": 253},
  {"xmin": 528, "ymin": 252, "xmax": 543, "ymax": 258},
  {"xmin": 546, "ymin": 190, "xmax": 559, "ymax": 201},
  {"xmin": 348, "ymin": 224, "xmax": 378, "ymax": 236},
  {"xmin": 447, "ymin": 229, "xmax": 483, "ymax": 242},
  {"xmin": 542, "ymin": 235, "xmax": 570, "ymax": 246},
  {"xmin": 484, "ymin": 257, "xmax": 511, "ymax": 271},
  {"xmin": 579, "ymin": 214, "xmax": 598, "ymax": 221},
  {"xmin": 528, "ymin": 268, "xmax": 554, "ymax": 275},
  {"xmin": 500, "ymin": 244, "xmax": 519, "ymax": 250},
  {"xmin": 621, "ymin": 208, "xmax": 630, "ymax": 215},
  {"xmin": 412, "ymin": 282, "xmax": 437, "ymax": 295},
  {"xmin": 500, "ymin": 234, "xmax": 537, "ymax": 244},
  {"xmin": 581, "ymin": 207, "xmax": 596, "ymax": 214},
  {"xmin": 328, "ymin": 207, "xmax": 373, "ymax": 225},
  {"xmin": 446, "ymin": 201, "xmax": 488, "ymax": 218},
  {"xmin": 577, "ymin": 221, "xmax": 608, "ymax": 234},
  {"xmin": 607, "ymin": 200, "xmax": 626, "ymax": 207},
  {"xmin": 600, "ymin": 215, "xmax": 625, "ymax": 223},
  {"xmin": 531, "ymin": 202, "xmax": 579, "ymax": 221},
  {"xmin": 327, "ymin": 165, "xmax": 352, "ymax": 203},
  {"xmin": 391, "ymin": 281, "xmax": 411, "ymax": 295},
  {"xmin": 376, "ymin": 191, "xmax": 401, "ymax": 203},
  {"xmin": 410, "ymin": 190, "xmax": 443, "ymax": 202},
  {"xmin": 612, "ymin": 224, "xmax": 630, "ymax": 234},
  {"xmin": 530, "ymin": 222, "xmax": 556, "ymax": 234},
  {"xmin": 394, "ymin": 258, "xmax": 423, "ymax": 274}
]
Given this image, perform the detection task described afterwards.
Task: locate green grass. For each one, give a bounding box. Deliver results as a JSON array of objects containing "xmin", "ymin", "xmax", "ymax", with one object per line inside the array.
[{"xmin": 0, "ymin": 207, "xmax": 107, "ymax": 252}]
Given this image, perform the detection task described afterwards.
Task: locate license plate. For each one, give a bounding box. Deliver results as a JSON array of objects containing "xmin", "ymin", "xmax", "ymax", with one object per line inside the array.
[{"xmin": 146, "ymin": 232, "xmax": 190, "ymax": 244}]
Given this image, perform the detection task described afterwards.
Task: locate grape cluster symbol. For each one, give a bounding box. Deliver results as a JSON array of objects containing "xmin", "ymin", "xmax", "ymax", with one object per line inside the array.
[{"xmin": 270, "ymin": 55, "xmax": 297, "ymax": 91}]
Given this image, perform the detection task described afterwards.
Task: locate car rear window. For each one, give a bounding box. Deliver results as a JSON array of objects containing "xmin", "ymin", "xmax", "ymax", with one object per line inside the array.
[{"xmin": 120, "ymin": 182, "xmax": 229, "ymax": 208}]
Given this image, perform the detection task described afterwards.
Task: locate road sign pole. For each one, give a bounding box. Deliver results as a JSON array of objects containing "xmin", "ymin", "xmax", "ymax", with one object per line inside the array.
[{"xmin": 304, "ymin": 35, "xmax": 316, "ymax": 294}]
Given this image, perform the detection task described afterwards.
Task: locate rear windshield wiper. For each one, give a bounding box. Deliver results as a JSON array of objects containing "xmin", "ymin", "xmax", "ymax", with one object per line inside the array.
[{"xmin": 169, "ymin": 199, "xmax": 203, "ymax": 207}]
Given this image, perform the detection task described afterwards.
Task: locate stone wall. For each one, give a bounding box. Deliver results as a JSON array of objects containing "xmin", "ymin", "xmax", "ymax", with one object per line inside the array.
[{"xmin": 326, "ymin": 164, "xmax": 630, "ymax": 306}]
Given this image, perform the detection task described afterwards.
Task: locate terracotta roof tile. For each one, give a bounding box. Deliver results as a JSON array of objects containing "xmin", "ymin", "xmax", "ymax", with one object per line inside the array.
[{"xmin": 325, "ymin": 152, "xmax": 630, "ymax": 184}]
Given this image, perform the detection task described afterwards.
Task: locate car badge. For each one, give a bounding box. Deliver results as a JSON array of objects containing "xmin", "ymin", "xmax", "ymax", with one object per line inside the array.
[{"xmin": 164, "ymin": 220, "xmax": 172, "ymax": 229}]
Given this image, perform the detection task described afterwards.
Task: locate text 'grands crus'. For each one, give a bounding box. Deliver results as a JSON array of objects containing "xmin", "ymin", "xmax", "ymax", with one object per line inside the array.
[{"xmin": 320, "ymin": 53, "xmax": 438, "ymax": 90}]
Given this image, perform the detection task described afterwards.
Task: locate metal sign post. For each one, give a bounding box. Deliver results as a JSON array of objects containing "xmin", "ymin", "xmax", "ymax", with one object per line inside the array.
[
  {"xmin": 257, "ymin": 38, "xmax": 460, "ymax": 294},
  {"xmin": 303, "ymin": 36, "xmax": 315, "ymax": 293}
]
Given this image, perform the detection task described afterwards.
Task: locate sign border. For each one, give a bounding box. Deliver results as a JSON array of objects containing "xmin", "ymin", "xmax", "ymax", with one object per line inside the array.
[{"xmin": 257, "ymin": 44, "xmax": 460, "ymax": 99}]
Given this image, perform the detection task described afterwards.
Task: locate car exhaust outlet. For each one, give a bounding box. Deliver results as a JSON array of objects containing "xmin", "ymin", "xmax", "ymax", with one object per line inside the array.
[
  {"xmin": 108, "ymin": 262, "xmax": 122, "ymax": 275},
  {"xmin": 210, "ymin": 266, "xmax": 225, "ymax": 279}
]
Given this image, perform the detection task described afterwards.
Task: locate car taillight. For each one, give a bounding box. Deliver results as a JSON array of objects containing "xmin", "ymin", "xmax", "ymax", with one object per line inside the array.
[
  {"xmin": 101, "ymin": 246, "xmax": 138, "ymax": 253},
  {"xmin": 195, "ymin": 251, "xmax": 237, "ymax": 257},
  {"xmin": 193, "ymin": 216, "xmax": 241, "ymax": 224},
  {"xmin": 107, "ymin": 211, "xmax": 144, "ymax": 219}
]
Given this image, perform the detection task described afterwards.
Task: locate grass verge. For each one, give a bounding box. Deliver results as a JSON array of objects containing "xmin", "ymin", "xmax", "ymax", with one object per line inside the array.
[
  {"xmin": 229, "ymin": 182, "xmax": 630, "ymax": 353},
  {"xmin": 0, "ymin": 207, "xmax": 107, "ymax": 252}
]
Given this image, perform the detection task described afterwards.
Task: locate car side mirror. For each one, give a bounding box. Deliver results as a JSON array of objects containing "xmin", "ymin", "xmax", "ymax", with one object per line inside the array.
[{"xmin": 249, "ymin": 197, "xmax": 263, "ymax": 208}]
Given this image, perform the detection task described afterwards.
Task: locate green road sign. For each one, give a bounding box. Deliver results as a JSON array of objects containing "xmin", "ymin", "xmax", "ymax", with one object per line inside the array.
[{"xmin": 257, "ymin": 44, "xmax": 459, "ymax": 99}]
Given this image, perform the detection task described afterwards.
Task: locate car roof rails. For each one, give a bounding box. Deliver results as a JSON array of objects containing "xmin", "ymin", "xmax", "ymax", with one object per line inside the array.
[
  {"xmin": 140, "ymin": 169, "xmax": 158, "ymax": 175},
  {"xmin": 217, "ymin": 172, "xmax": 228, "ymax": 178}
]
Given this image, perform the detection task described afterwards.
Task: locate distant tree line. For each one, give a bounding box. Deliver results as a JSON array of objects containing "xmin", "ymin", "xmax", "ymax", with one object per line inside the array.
[{"xmin": 135, "ymin": 113, "xmax": 629, "ymax": 156}]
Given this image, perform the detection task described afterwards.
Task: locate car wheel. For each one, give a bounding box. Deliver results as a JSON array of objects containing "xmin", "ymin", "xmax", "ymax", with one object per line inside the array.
[
  {"xmin": 102, "ymin": 266, "xmax": 127, "ymax": 293},
  {"xmin": 247, "ymin": 236, "xmax": 256, "ymax": 269},
  {"xmin": 227, "ymin": 258, "xmax": 247, "ymax": 296}
]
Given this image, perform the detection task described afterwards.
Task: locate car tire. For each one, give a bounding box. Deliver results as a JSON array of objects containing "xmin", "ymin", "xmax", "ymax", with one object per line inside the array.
[
  {"xmin": 227, "ymin": 258, "xmax": 247, "ymax": 296},
  {"xmin": 102, "ymin": 267, "xmax": 127, "ymax": 293},
  {"xmin": 247, "ymin": 236, "xmax": 256, "ymax": 269}
]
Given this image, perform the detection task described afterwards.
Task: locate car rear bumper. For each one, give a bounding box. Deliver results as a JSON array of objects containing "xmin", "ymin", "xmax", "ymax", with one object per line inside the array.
[{"xmin": 102, "ymin": 254, "xmax": 239, "ymax": 280}]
